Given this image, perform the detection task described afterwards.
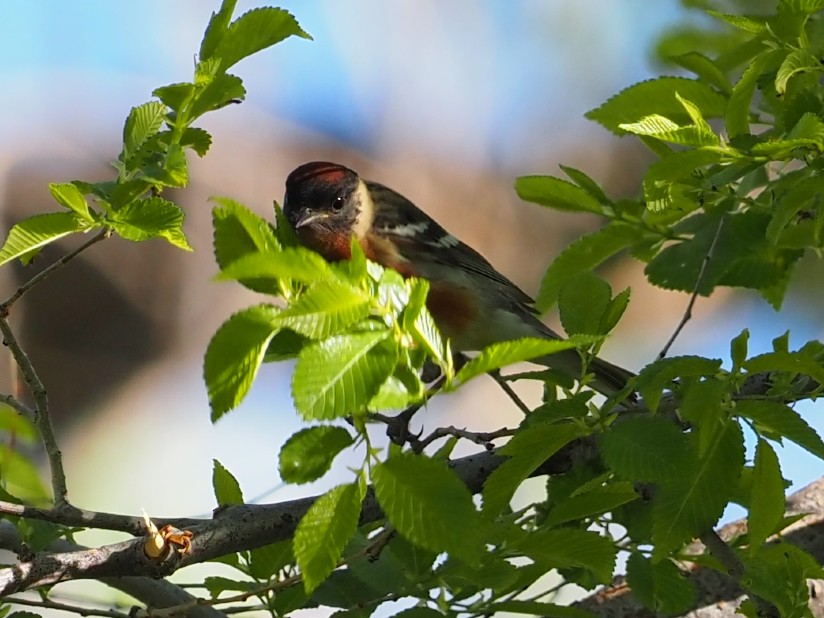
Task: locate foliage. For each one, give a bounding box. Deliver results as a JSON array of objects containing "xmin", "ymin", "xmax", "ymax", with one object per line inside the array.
[{"xmin": 1, "ymin": 0, "xmax": 824, "ymax": 617}]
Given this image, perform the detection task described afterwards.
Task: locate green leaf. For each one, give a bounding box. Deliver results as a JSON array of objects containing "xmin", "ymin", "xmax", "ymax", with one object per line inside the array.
[
  {"xmin": 0, "ymin": 212, "xmax": 88, "ymax": 267},
  {"xmin": 634, "ymin": 356, "xmax": 723, "ymax": 413},
  {"xmin": 0, "ymin": 444, "xmax": 50, "ymax": 505},
  {"xmin": 736, "ymin": 400, "xmax": 824, "ymax": 460},
  {"xmin": 153, "ymin": 82, "xmax": 195, "ymax": 114},
  {"xmin": 706, "ymin": 11, "xmax": 768, "ymax": 33},
  {"xmin": 519, "ymin": 527, "xmax": 616, "ymax": 584},
  {"xmin": 744, "ymin": 350, "xmax": 824, "ymax": 387},
  {"xmin": 279, "ymin": 426, "xmax": 354, "ymax": 484},
  {"xmin": 249, "ymin": 540, "xmax": 293, "ymax": 580},
  {"xmin": 586, "ymin": 77, "xmax": 726, "ymax": 134},
  {"xmin": 0, "ymin": 405, "xmax": 37, "ymax": 442},
  {"xmin": 619, "ymin": 113, "xmax": 719, "ymax": 147},
  {"xmin": 775, "ymin": 48, "xmax": 821, "ymax": 95},
  {"xmin": 49, "ymin": 183, "xmax": 93, "ymax": 221},
  {"xmin": 560, "ymin": 165, "xmax": 611, "ymax": 204},
  {"xmin": 294, "ymin": 482, "xmax": 363, "ymax": 593},
  {"xmin": 402, "ymin": 278, "xmax": 449, "ymax": 368},
  {"xmin": 669, "ymin": 52, "xmax": 732, "ymax": 93},
  {"xmin": 545, "ymin": 481, "xmax": 638, "ymax": 526},
  {"xmin": 652, "ymin": 420, "xmax": 745, "ymax": 559},
  {"xmin": 748, "ymin": 439, "xmax": 785, "ymax": 553},
  {"xmin": 121, "ymin": 101, "xmax": 167, "ymax": 164},
  {"xmin": 219, "ymin": 248, "xmax": 332, "ymax": 285},
  {"xmin": 109, "ymin": 197, "xmax": 191, "ymax": 250},
  {"xmin": 483, "ymin": 423, "xmax": 585, "ymax": 517},
  {"xmin": 199, "ymin": 0, "xmax": 238, "ymax": 62},
  {"xmin": 212, "ymin": 459, "xmax": 244, "ymax": 506},
  {"xmin": 263, "ymin": 329, "xmax": 307, "ymax": 362},
  {"xmin": 190, "ymin": 73, "xmax": 247, "ymax": 119},
  {"xmin": 372, "ymin": 452, "xmax": 483, "ymax": 564},
  {"xmin": 600, "ymin": 417, "xmax": 692, "ymax": 482},
  {"xmin": 726, "ymin": 50, "xmax": 777, "ymax": 138},
  {"xmin": 626, "ymin": 553, "xmax": 696, "ymax": 615},
  {"xmin": 279, "ymin": 281, "xmax": 370, "ymax": 339},
  {"xmin": 731, "ymin": 329, "xmax": 749, "ymax": 374},
  {"xmin": 292, "ymin": 331, "xmax": 397, "ymax": 420},
  {"xmin": 558, "ymin": 273, "xmax": 612, "ymax": 335},
  {"xmin": 204, "ymin": 304, "xmax": 281, "ymax": 422},
  {"xmin": 213, "ymin": 8, "xmax": 311, "ymax": 71},
  {"xmin": 455, "ymin": 337, "xmax": 593, "ymax": 384},
  {"xmin": 515, "ymin": 176, "xmax": 603, "ymax": 214},
  {"xmin": 181, "ymin": 127, "xmax": 213, "ymax": 156},
  {"xmin": 536, "ymin": 224, "xmax": 639, "ymax": 310}
]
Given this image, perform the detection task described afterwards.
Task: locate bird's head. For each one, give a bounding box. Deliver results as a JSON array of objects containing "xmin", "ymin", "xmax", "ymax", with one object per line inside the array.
[{"xmin": 283, "ymin": 162, "xmax": 371, "ymax": 260}]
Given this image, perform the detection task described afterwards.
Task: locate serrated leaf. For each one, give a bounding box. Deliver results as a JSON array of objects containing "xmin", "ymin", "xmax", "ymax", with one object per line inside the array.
[
  {"xmin": 767, "ymin": 176, "xmax": 824, "ymax": 244},
  {"xmin": 49, "ymin": 183, "xmax": 92, "ymax": 220},
  {"xmin": 294, "ymin": 482, "xmax": 363, "ymax": 593},
  {"xmin": 279, "ymin": 426, "xmax": 354, "ymax": 484},
  {"xmin": 483, "ymin": 423, "xmax": 585, "ymax": 517},
  {"xmin": 545, "ymin": 481, "xmax": 638, "ymax": 526},
  {"xmin": 199, "ymin": 0, "xmax": 237, "ymax": 61},
  {"xmin": 249, "ymin": 540, "xmax": 293, "ymax": 580},
  {"xmin": 706, "ymin": 10, "xmax": 767, "ymax": 33},
  {"xmin": 219, "ymin": 248, "xmax": 332, "ymax": 285},
  {"xmin": 212, "ymin": 459, "xmax": 244, "ymax": 506},
  {"xmin": 121, "ymin": 101, "xmax": 166, "ymax": 164},
  {"xmin": 109, "ymin": 197, "xmax": 191, "ymax": 250},
  {"xmin": 558, "ymin": 273, "xmax": 612, "ymax": 336},
  {"xmin": 0, "ymin": 212, "xmax": 87, "ymax": 267},
  {"xmin": 205, "ymin": 304, "xmax": 281, "ymax": 421},
  {"xmin": 292, "ymin": 331, "xmax": 397, "ymax": 420},
  {"xmin": 670, "ymin": 52, "xmax": 732, "ymax": 93},
  {"xmin": 519, "ymin": 528, "xmax": 616, "ymax": 583},
  {"xmin": 587, "ymin": 77, "xmax": 726, "ymax": 135},
  {"xmin": 279, "ymin": 281, "xmax": 370, "ymax": 339},
  {"xmin": 626, "ymin": 553, "xmax": 696, "ymax": 614},
  {"xmin": 748, "ymin": 439, "xmax": 785, "ymax": 554},
  {"xmin": 152, "ymin": 82, "xmax": 195, "ymax": 114},
  {"xmin": 619, "ymin": 114, "xmax": 719, "ymax": 147},
  {"xmin": 211, "ymin": 198, "xmax": 280, "ymax": 293},
  {"xmin": 402, "ymin": 278, "xmax": 449, "ymax": 368},
  {"xmin": 214, "ymin": 7, "xmax": 311, "ymax": 71},
  {"xmin": 536, "ymin": 224, "xmax": 638, "ymax": 310},
  {"xmin": 736, "ymin": 400, "xmax": 824, "ymax": 460},
  {"xmin": 634, "ymin": 356, "xmax": 722, "ymax": 412},
  {"xmin": 744, "ymin": 350, "xmax": 824, "ymax": 387},
  {"xmin": 652, "ymin": 420, "xmax": 745, "ymax": 559},
  {"xmin": 600, "ymin": 417, "xmax": 692, "ymax": 482},
  {"xmin": 775, "ymin": 48, "xmax": 821, "ymax": 95},
  {"xmin": 373, "ymin": 452, "xmax": 483, "ymax": 564},
  {"xmin": 142, "ymin": 143, "xmax": 188, "ymax": 187},
  {"xmin": 515, "ymin": 176, "xmax": 603, "ymax": 214},
  {"xmin": 726, "ymin": 50, "xmax": 777, "ymax": 138},
  {"xmin": 181, "ymin": 127, "xmax": 212, "ymax": 156},
  {"xmin": 190, "ymin": 73, "xmax": 247, "ymax": 119},
  {"xmin": 731, "ymin": 329, "xmax": 749, "ymax": 374},
  {"xmin": 455, "ymin": 337, "xmax": 594, "ymax": 384}
]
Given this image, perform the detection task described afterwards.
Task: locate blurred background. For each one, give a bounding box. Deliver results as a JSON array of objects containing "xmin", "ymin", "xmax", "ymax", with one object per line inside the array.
[{"xmin": 0, "ymin": 0, "xmax": 820, "ymax": 610}]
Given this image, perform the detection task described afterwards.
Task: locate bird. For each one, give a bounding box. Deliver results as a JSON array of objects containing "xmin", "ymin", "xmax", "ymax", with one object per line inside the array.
[{"xmin": 282, "ymin": 161, "xmax": 633, "ymax": 396}]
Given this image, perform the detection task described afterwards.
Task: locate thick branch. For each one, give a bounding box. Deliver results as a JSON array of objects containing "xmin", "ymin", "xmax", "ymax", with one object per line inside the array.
[{"xmin": 0, "ymin": 439, "xmax": 592, "ymax": 595}]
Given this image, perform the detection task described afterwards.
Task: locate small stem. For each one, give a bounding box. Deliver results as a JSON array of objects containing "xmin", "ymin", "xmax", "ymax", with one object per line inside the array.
[
  {"xmin": 0, "ymin": 316, "xmax": 68, "ymax": 505},
  {"xmin": 657, "ymin": 217, "xmax": 725, "ymax": 360},
  {"xmin": 0, "ymin": 228, "xmax": 109, "ymax": 312},
  {"xmin": 489, "ymin": 369, "xmax": 531, "ymax": 415}
]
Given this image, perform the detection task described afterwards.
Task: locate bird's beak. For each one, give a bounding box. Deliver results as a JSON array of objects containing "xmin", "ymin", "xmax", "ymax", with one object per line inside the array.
[{"xmin": 294, "ymin": 209, "xmax": 326, "ymax": 229}]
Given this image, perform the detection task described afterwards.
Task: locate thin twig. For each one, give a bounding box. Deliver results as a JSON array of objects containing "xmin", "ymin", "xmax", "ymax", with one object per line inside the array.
[
  {"xmin": 413, "ymin": 425, "xmax": 515, "ymax": 453},
  {"xmin": 489, "ymin": 369, "xmax": 531, "ymax": 415},
  {"xmin": 0, "ymin": 228, "xmax": 109, "ymax": 312},
  {"xmin": 657, "ymin": 217, "xmax": 725, "ymax": 360},
  {"xmin": 0, "ymin": 316, "xmax": 68, "ymax": 505},
  {"xmin": 0, "ymin": 393, "xmax": 34, "ymax": 417},
  {"xmin": 5, "ymin": 595, "xmax": 130, "ymax": 618}
]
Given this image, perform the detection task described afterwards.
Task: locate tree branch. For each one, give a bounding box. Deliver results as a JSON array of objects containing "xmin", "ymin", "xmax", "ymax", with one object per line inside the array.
[{"xmin": 0, "ymin": 315, "xmax": 68, "ymax": 505}]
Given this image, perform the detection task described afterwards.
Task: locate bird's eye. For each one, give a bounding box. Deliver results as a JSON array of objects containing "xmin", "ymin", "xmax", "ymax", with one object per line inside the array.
[{"xmin": 332, "ymin": 196, "xmax": 345, "ymax": 211}]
